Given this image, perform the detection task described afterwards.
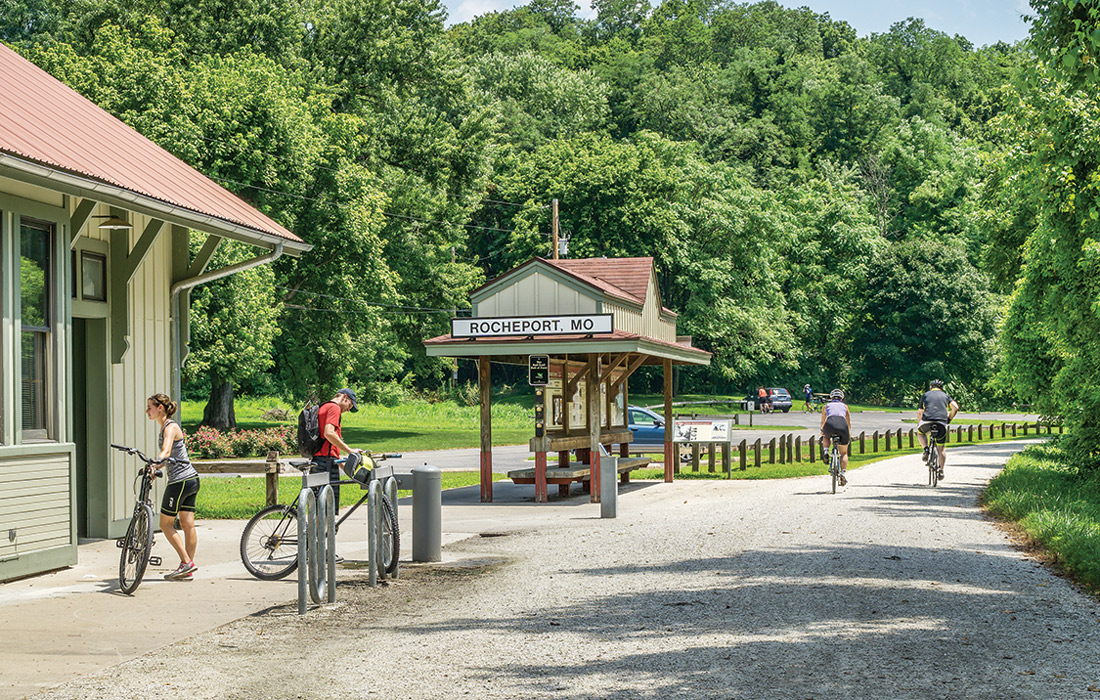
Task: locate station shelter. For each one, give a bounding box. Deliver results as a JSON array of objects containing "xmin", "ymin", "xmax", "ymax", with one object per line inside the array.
[
  {"xmin": 424, "ymin": 256, "xmax": 710, "ymax": 503},
  {"xmin": 0, "ymin": 44, "xmax": 311, "ymax": 581}
]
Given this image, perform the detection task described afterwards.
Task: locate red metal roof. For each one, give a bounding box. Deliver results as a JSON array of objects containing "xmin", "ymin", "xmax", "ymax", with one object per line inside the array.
[
  {"xmin": 546, "ymin": 257, "xmax": 653, "ymax": 305},
  {"xmin": 0, "ymin": 42, "xmax": 302, "ymax": 244}
]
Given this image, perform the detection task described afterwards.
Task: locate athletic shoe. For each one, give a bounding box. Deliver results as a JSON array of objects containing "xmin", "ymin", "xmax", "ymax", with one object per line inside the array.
[
  {"xmin": 334, "ymin": 555, "xmax": 344, "ymax": 564},
  {"xmin": 922, "ymin": 446, "xmax": 930, "ymax": 460},
  {"xmin": 839, "ymin": 472, "xmax": 847, "ymax": 487},
  {"xmin": 165, "ymin": 560, "xmax": 198, "ymax": 580},
  {"xmin": 937, "ymin": 468, "xmax": 945, "ymax": 480}
]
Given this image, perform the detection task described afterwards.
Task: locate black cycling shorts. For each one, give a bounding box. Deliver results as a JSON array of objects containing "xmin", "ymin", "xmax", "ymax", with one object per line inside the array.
[
  {"xmin": 918, "ymin": 421, "xmax": 948, "ymax": 441},
  {"xmin": 823, "ymin": 415, "xmax": 850, "ymax": 445},
  {"xmin": 161, "ymin": 477, "xmax": 200, "ymax": 516}
]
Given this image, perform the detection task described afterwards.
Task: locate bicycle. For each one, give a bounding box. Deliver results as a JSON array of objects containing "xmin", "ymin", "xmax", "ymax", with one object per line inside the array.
[
  {"xmin": 803, "ymin": 395, "xmax": 826, "ymax": 413},
  {"xmin": 110, "ymin": 443, "xmax": 174, "ymax": 594},
  {"xmin": 822, "ymin": 434, "xmax": 845, "ymax": 493},
  {"xmin": 239, "ymin": 453, "xmax": 401, "ymax": 581},
  {"xmin": 922, "ymin": 423, "xmax": 946, "ymax": 487}
]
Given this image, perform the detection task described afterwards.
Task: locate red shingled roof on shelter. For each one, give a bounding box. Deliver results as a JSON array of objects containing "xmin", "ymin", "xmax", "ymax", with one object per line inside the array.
[
  {"xmin": 0, "ymin": 42, "xmax": 301, "ymax": 244},
  {"xmin": 546, "ymin": 257, "xmax": 651, "ymax": 304}
]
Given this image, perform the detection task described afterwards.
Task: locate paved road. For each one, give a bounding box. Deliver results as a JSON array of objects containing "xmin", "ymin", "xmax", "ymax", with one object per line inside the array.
[
  {"xmin": 20, "ymin": 440, "xmax": 1100, "ymax": 699},
  {"xmin": 386, "ymin": 410, "xmax": 1038, "ymax": 474}
]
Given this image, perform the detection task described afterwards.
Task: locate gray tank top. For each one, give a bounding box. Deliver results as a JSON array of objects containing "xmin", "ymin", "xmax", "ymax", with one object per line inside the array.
[{"xmin": 159, "ymin": 419, "xmax": 197, "ymax": 482}]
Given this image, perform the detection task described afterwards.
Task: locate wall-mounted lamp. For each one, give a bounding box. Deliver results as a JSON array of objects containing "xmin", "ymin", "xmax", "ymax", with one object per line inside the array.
[{"xmin": 92, "ymin": 215, "xmax": 133, "ymax": 230}]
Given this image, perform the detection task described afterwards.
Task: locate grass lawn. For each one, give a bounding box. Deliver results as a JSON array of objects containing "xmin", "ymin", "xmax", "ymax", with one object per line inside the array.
[
  {"xmin": 181, "ymin": 397, "xmax": 533, "ymax": 453},
  {"xmin": 197, "ymin": 471, "xmax": 506, "ymax": 519},
  {"xmin": 982, "ymin": 440, "xmax": 1100, "ymax": 593}
]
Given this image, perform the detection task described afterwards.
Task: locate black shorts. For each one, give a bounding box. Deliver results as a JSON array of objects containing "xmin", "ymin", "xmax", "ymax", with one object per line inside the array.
[
  {"xmin": 823, "ymin": 416, "xmax": 850, "ymax": 445},
  {"xmin": 161, "ymin": 477, "xmax": 200, "ymax": 516},
  {"xmin": 918, "ymin": 421, "xmax": 948, "ymax": 441}
]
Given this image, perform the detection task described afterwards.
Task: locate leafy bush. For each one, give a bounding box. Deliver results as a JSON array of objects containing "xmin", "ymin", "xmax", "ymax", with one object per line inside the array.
[{"xmin": 185, "ymin": 425, "xmax": 295, "ymax": 459}]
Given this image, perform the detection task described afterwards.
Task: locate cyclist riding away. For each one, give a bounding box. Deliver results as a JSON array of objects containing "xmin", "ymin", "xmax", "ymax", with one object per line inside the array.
[
  {"xmin": 917, "ymin": 379, "xmax": 958, "ymax": 481},
  {"xmin": 145, "ymin": 393, "xmax": 200, "ymax": 581},
  {"xmin": 820, "ymin": 389, "xmax": 852, "ymax": 486}
]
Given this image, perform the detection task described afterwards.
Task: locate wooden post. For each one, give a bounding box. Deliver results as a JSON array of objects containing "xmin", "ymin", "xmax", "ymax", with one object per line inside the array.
[
  {"xmin": 778, "ymin": 435, "xmax": 786, "ymax": 464},
  {"xmin": 708, "ymin": 443, "xmax": 716, "ymax": 473},
  {"xmin": 968, "ymin": 425, "xmax": 974, "ymax": 442},
  {"xmin": 908, "ymin": 428, "xmax": 915, "ymax": 448},
  {"xmin": 1012, "ymin": 423, "xmax": 1017, "ymax": 437},
  {"xmin": 977, "ymin": 424, "xmax": 983, "ymax": 440},
  {"xmin": 897, "ymin": 428, "xmax": 902, "ymax": 448},
  {"xmin": 885, "ymin": 430, "xmax": 891, "ymax": 452},
  {"xmin": 739, "ymin": 439, "xmax": 747, "ymax": 471},
  {"xmin": 754, "ymin": 439, "xmax": 762, "ymax": 467},
  {"xmin": 795, "ymin": 435, "xmax": 802, "ymax": 462},
  {"xmin": 587, "ymin": 354, "xmax": 602, "ymax": 503},
  {"xmin": 722, "ymin": 442, "xmax": 731, "ymax": 476},
  {"xmin": 559, "ymin": 450, "xmax": 570, "ymax": 467},
  {"xmin": 859, "ymin": 431, "xmax": 865, "ymax": 454},
  {"xmin": 691, "ymin": 443, "xmax": 700, "ymax": 472},
  {"xmin": 768, "ymin": 438, "xmax": 776, "ymax": 464},
  {"xmin": 265, "ymin": 451, "xmax": 279, "ymax": 507},
  {"xmin": 1046, "ymin": 423, "xmax": 1052, "ymax": 435},
  {"xmin": 535, "ymin": 451, "xmax": 548, "ymax": 503},
  {"xmin": 809, "ymin": 435, "xmax": 816, "ymax": 463},
  {"xmin": 957, "ymin": 426, "xmax": 963, "ymax": 442},
  {"xmin": 479, "ymin": 356, "xmax": 493, "ymax": 503},
  {"xmin": 873, "ymin": 431, "xmax": 879, "ymax": 453},
  {"xmin": 663, "ymin": 358, "xmax": 674, "ymax": 483},
  {"xmin": 1001, "ymin": 423, "xmax": 1006, "ymax": 438},
  {"xmin": 788, "ymin": 434, "xmax": 794, "ymax": 462}
]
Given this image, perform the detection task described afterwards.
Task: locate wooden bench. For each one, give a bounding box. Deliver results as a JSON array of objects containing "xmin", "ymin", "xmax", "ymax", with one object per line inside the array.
[{"xmin": 507, "ymin": 457, "xmax": 651, "ymax": 498}]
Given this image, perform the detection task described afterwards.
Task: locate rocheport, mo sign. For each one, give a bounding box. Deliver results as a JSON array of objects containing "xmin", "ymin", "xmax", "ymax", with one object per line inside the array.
[{"xmin": 452, "ymin": 314, "xmax": 614, "ymax": 338}]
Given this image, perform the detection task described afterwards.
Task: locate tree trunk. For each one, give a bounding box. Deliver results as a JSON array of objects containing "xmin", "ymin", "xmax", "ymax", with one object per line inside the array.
[{"xmin": 202, "ymin": 378, "xmax": 236, "ymax": 430}]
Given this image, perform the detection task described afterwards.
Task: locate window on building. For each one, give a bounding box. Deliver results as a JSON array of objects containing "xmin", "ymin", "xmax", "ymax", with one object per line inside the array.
[
  {"xmin": 81, "ymin": 251, "xmax": 106, "ymax": 302},
  {"xmin": 21, "ymin": 220, "xmax": 52, "ymax": 440}
]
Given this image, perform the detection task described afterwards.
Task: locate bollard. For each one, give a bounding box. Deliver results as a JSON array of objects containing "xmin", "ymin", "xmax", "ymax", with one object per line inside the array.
[
  {"xmin": 601, "ymin": 456, "xmax": 618, "ymax": 519},
  {"xmin": 412, "ymin": 465, "xmax": 442, "ymax": 562},
  {"xmin": 739, "ymin": 439, "xmax": 747, "ymax": 471},
  {"xmin": 795, "ymin": 435, "xmax": 802, "ymax": 462}
]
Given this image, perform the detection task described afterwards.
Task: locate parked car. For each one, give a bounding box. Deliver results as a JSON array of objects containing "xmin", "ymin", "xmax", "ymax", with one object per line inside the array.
[
  {"xmin": 627, "ymin": 405, "xmax": 667, "ymax": 446},
  {"xmin": 744, "ymin": 387, "xmax": 794, "ymax": 413}
]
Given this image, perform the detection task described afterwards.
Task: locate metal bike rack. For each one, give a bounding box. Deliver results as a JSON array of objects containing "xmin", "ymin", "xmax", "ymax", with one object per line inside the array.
[
  {"xmin": 367, "ymin": 466, "xmax": 400, "ymax": 587},
  {"xmin": 297, "ymin": 475, "xmax": 336, "ymax": 615}
]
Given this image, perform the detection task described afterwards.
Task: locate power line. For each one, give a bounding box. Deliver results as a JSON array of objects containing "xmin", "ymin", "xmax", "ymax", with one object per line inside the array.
[{"xmin": 275, "ymin": 284, "xmax": 468, "ymax": 313}]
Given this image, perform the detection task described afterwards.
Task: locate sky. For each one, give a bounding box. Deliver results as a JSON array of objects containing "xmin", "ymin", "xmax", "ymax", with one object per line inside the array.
[{"xmin": 443, "ymin": 0, "xmax": 1033, "ymax": 47}]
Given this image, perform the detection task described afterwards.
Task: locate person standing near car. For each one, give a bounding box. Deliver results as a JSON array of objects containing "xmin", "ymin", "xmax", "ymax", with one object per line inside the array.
[
  {"xmin": 916, "ymin": 379, "xmax": 958, "ymax": 480},
  {"xmin": 313, "ymin": 388, "xmax": 363, "ymax": 513},
  {"xmin": 756, "ymin": 386, "xmax": 768, "ymax": 413}
]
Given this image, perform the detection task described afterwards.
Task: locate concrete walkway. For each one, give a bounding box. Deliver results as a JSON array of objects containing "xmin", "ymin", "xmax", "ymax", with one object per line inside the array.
[{"xmin": 6, "ymin": 439, "xmax": 1097, "ymax": 699}]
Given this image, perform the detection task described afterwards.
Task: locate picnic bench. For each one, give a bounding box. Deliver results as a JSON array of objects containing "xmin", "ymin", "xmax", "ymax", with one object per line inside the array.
[{"xmin": 507, "ymin": 456, "xmax": 651, "ymax": 498}]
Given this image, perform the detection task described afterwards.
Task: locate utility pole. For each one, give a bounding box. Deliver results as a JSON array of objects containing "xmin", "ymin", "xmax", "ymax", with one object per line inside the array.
[
  {"xmin": 552, "ymin": 198, "xmax": 559, "ymax": 260},
  {"xmin": 451, "ymin": 246, "xmax": 458, "ymax": 388}
]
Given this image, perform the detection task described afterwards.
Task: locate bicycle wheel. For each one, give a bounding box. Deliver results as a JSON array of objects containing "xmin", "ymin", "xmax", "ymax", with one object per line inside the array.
[
  {"xmin": 119, "ymin": 503, "xmax": 154, "ymax": 594},
  {"xmin": 240, "ymin": 504, "xmax": 300, "ymax": 580},
  {"xmin": 830, "ymin": 453, "xmax": 838, "ymax": 494},
  {"xmin": 380, "ymin": 495, "xmax": 400, "ymax": 574}
]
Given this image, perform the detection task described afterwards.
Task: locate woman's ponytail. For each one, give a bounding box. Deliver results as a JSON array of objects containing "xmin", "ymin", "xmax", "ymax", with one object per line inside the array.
[{"xmin": 149, "ymin": 393, "xmax": 177, "ymax": 417}]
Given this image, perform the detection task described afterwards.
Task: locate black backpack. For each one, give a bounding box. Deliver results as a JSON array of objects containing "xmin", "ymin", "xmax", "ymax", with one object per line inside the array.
[{"xmin": 297, "ymin": 401, "xmax": 335, "ymax": 458}]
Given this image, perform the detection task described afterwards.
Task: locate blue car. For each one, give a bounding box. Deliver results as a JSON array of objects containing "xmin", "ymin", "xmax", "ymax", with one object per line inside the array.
[{"xmin": 627, "ymin": 405, "xmax": 668, "ymax": 446}]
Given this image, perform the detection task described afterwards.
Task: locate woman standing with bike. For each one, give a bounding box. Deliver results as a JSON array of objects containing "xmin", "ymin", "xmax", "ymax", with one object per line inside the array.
[
  {"xmin": 146, "ymin": 393, "xmax": 200, "ymax": 580},
  {"xmin": 820, "ymin": 389, "xmax": 852, "ymax": 486}
]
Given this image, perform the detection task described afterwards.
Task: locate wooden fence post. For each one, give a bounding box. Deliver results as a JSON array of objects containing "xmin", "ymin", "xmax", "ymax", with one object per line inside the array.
[
  {"xmin": 708, "ymin": 443, "xmax": 716, "ymax": 473},
  {"xmin": 1059, "ymin": 424, "xmax": 1064, "ymax": 434},
  {"xmin": 795, "ymin": 435, "xmax": 802, "ymax": 462},
  {"xmin": 778, "ymin": 435, "xmax": 786, "ymax": 464},
  {"xmin": 859, "ymin": 431, "xmax": 866, "ymax": 454},
  {"xmin": 873, "ymin": 430, "xmax": 879, "ymax": 453},
  {"xmin": 723, "ymin": 442, "xmax": 731, "ymax": 476},
  {"xmin": 754, "ymin": 439, "xmax": 762, "ymax": 468},
  {"xmin": 978, "ymin": 424, "xmax": 983, "ymax": 440},
  {"xmin": 692, "ymin": 443, "xmax": 700, "ymax": 472},
  {"xmin": 1023, "ymin": 423, "xmax": 1028, "ymax": 436},
  {"xmin": 897, "ymin": 428, "xmax": 903, "ymax": 448},
  {"xmin": 1001, "ymin": 423, "xmax": 1006, "ymax": 438},
  {"xmin": 1012, "ymin": 423, "xmax": 1017, "ymax": 437},
  {"xmin": 768, "ymin": 438, "xmax": 776, "ymax": 464},
  {"xmin": 1046, "ymin": 424, "xmax": 1052, "ymax": 435},
  {"xmin": 809, "ymin": 435, "xmax": 816, "ymax": 463},
  {"xmin": 265, "ymin": 451, "xmax": 279, "ymax": 507},
  {"xmin": 956, "ymin": 426, "xmax": 963, "ymax": 442},
  {"xmin": 885, "ymin": 430, "xmax": 891, "ymax": 452},
  {"xmin": 908, "ymin": 428, "xmax": 915, "ymax": 448},
  {"xmin": 740, "ymin": 439, "xmax": 748, "ymax": 471}
]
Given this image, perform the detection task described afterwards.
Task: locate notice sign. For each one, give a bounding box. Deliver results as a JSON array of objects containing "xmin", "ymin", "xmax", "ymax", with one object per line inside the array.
[
  {"xmin": 673, "ymin": 419, "xmax": 732, "ymax": 443},
  {"xmin": 452, "ymin": 314, "xmax": 613, "ymax": 338},
  {"xmin": 528, "ymin": 355, "xmax": 549, "ymax": 386}
]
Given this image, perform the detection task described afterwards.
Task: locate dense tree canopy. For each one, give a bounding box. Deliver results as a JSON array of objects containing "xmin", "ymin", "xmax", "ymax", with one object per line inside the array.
[{"xmin": 4, "ymin": 0, "xmax": 1079, "ymax": 431}]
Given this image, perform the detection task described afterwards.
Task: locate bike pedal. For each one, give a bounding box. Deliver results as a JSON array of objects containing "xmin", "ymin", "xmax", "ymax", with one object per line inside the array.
[{"xmin": 148, "ymin": 556, "xmax": 162, "ymax": 566}]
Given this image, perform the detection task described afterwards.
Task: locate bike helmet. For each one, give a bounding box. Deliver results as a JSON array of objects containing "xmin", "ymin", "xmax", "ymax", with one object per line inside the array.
[
  {"xmin": 929, "ymin": 379, "xmax": 944, "ymax": 389},
  {"xmin": 829, "ymin": 389, "xmax": 844, "ymax": 400}
]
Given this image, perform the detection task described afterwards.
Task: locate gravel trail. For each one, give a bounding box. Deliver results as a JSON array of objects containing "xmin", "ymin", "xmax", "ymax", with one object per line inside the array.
[{"xmin": 33, "ymin": 441, "xmax": 1100, "ymax": 699}]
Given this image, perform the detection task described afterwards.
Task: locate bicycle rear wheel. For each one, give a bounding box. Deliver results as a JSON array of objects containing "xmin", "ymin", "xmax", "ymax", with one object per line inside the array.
[
  {"xmin": 830, "ymin": 453, "xmax": 838, "ymax": 494},
  {"xmin": 380, "ymin": 495, "xmax": 400, "ymax": 574},
  {"xmin": 119, "ymin": 503, "xmax": 154, "ymax": 594},
  {"xmin": 240, "ymin": 504, "xmax": 300, "ymax": 580}
]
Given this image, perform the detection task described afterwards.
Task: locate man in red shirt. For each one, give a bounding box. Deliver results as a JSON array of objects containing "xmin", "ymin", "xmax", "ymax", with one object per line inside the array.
[{"xmin": 313, "ymin": 388, "xmax": 362, "ymax": 512}]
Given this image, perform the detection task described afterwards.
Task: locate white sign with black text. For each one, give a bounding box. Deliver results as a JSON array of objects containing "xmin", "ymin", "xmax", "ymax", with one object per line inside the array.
[{"xmin": 452, "ymin": 314, "xmax": 614, "ymax": 338}]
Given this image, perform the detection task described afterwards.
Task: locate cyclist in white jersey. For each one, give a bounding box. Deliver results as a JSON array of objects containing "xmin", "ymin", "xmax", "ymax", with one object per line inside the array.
[
  {"xmin": 146, "ymin": 393, "xmax": 200, "ymax": 581},
  {"xmin": 820, "ymin": 389, "xmax": 852, "ymax": 485}
]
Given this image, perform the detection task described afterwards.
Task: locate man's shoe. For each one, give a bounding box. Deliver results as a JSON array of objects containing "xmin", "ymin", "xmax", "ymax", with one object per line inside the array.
[
  {"xmin": 839, "ymin": 472, "xmax": 847, "ymax": 487},
  {"xmin": 937, "ymin": 468, "xmax": 945, "ymax": 480},
  {"xmin": 922, "ymin": 446, "xmax": 930, "ymax": 460}
]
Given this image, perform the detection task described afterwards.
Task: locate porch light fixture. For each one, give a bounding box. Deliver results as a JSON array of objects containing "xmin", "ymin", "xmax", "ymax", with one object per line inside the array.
[{"xmin": 93, "ymin": 215, "xmax": 133, "ymax": 230}]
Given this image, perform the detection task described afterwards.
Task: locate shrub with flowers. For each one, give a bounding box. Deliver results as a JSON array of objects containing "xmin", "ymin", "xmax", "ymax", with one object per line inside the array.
[{"xmin": 186, "ymin": 425, "xmax": 296, "ymax": 459}]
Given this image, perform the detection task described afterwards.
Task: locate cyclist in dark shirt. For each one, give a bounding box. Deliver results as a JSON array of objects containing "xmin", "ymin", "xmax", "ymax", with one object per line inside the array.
[{"xmin": 917, "ymin": 379, "xmax": 959, "ymax": 480}]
